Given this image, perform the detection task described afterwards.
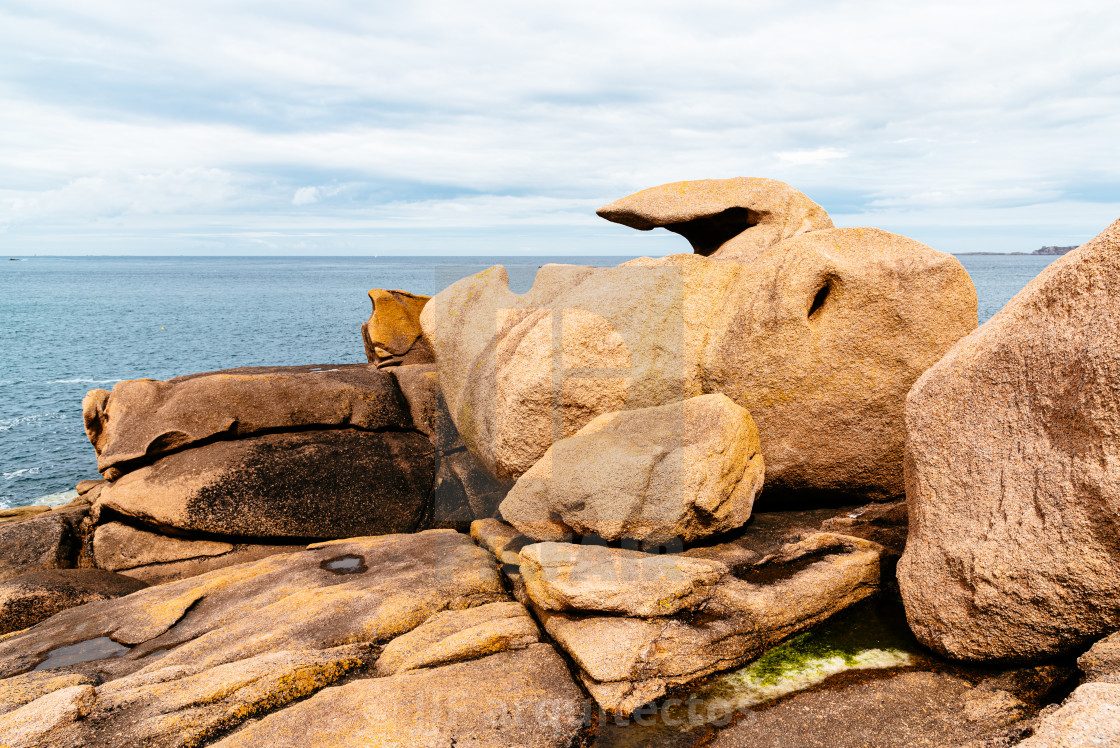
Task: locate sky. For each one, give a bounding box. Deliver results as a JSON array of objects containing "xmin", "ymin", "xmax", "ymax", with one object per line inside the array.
[{"xmin": 1, "ymin": 0, "xmax": 1118, "ymax": 256}]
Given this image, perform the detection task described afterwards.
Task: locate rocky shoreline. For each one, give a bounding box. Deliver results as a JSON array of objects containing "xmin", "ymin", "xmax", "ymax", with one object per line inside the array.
[{"xmin": 1, "ymin": 177, "xmax": 1117, "ymax": 747}]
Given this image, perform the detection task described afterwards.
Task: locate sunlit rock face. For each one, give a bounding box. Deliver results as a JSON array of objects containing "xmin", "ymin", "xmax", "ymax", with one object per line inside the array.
[{"xmin": 421, "ymin": 190, "xmax": 976, "ymax": 501}]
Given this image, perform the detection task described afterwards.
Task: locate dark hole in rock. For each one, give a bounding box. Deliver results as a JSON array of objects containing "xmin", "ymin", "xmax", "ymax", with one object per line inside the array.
[
  {"xmin": 808, "ymin": 279, "xmax": 831, "ymax": 321},
  {"xmin": 501, "ymin": 563, "xmax": 521, "ymax": 575},
  {"xmin": 663, "ymin": 207, "xmax": 759, "ymax": 256},
  {"xmin": 321, "ymin": 554, "xmax": 368, "ymax": 575},
  {"xmin": 33, "ymin": 637, "xmax": 130, "ymax": 671},
  {"xmin": 734, "ymin": 551, "xmax": 836, "ymax": 585}
]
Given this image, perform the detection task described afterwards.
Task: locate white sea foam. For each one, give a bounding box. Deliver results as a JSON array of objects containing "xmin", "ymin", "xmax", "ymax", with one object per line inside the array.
[
  {"xmin": 3, "ymin": 467, "xmax": 42, "ymax": 480},
  {"xmin": 0, "ymin": 413, "xmax": 67, "ymax": 431},
  {"xmin": 29, "ymin": 489, "xmax": 80, "ymax": 506},
  {"xmin": 47, "ymin": 378, "xmax": 122, "ymax": 384}
]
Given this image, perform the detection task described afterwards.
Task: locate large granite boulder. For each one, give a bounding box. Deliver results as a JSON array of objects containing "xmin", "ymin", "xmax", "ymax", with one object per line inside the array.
[
  {"xmin": 95, "ymin": 430, "xmax": 435, "ymax": 540},
  {"xmin": 898, "ymin": 217, "xmax": 1120, "ymax": 661},
  {"xmin": 596, "ymin": 177, "xmax": 833, "ymax": 259},
  {"xmin": 500, "ymin": 394, "xmax": 764, "ymax": 543},
  {"xmin": 421, "ymin": 208, "xmax": 975, "ymax": 501},
  {"xmin": 0, "ymin": 531, "xmax": 587, "ymax": 747},
  {"xmin": 83, "ymin": 363, "xmax": 411, "ymax": 479},
  {"xmin": 361, "ymin": 288, "xmax": 434, "ymax": 367},
  {"xmin": 0, "ymin": 569, "xmax": 147, "ymax": 635}
]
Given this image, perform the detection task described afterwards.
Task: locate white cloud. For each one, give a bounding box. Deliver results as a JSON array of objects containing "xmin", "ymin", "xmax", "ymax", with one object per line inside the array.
[
  {"xmin": 0, "ymin": 0, "xmax": 1117, "ymax": 254},
  {"xmin": 776, "ymin": 148, "xmax": 849, "ymax": 166},
  {"xmin": 292, "ymin": 186, "xmax": 320, "ymax": 206}
]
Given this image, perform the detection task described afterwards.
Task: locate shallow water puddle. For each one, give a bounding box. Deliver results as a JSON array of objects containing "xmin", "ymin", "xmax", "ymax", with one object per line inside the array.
[
  {"xmin": 33, "ymin": 637, "xmax": 131, "ymax": 671},
  {"xmin": 321, "ymin": 554, "xmax": 368, "ymax": 575}
]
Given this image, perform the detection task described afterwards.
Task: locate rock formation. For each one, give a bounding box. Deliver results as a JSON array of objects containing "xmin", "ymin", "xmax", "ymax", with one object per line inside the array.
[
  {"xmin": 596, "ymin": 177, "xmax": 833, "ymax": 259},
  {"xmin": 500, "ymin": 394, "xmax": 764, "ymax": 543},
  {"xmin": 95, "ymin": 429, "xmax": 435, "ymax": 539},
  {"xmin": 899, "ymin": 217, "xmax": 1120, "ymax": 661},
  {"xmin": 361, "ymin": 288, "xmax": 434, "ymax": 366},
  {"xmin": 421, "ymin": 216, "xmax": 976, "ymax": 501},
  {"xmin": 0, "ymin": 569, "xmax": 146, "ymax": 635},
  {"xmin": 0, "ymin": 531, "xmax": 590, "ymax": 748},
  {"xmin": 83, "ymin": 363, "xmax": 412, "ymax": 479},
  {"xmin": 473, "ymin": 513, "xmax": 892, "ymax": 716}
]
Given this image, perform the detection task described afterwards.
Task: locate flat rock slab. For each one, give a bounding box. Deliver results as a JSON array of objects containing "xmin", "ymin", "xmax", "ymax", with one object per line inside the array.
[
  {"xmin": 521, "ymin": 542, "xmax": 729, "ymax": 617},
  {"xmin": 0, "ymin": 530, "xmax": 523, "ymax": 747},
  {"xmin": 0, "ymin": 569, "xmax": 147, "ymax": 635},
  {"xmin": 538, "ymin": 533, "xmax": 885, "ymax": 716},
  {"xmin": 83, "ymin": 363, "xmax": 412, "ymax": 477},
  {"xmin": 95, "ymin": 429, "xmax": 435, "ymax": 540},
  {"xmin": 212, "ymin": 644, "xmax": 589, "ymax": 748},
  {"xmin": 703, "ymin": 669, "xmax": 1033, "ymax": 748}
]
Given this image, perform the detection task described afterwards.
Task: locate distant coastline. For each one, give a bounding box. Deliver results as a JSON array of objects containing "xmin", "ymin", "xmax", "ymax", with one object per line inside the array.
[{"xmin": 955, "ymin": 245, "xmax": 1078, "ymax": 256}]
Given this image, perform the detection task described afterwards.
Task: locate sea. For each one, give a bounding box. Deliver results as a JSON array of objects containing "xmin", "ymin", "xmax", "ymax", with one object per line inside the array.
[{"xmin": 0, "ymin": 253, "xmax": 1058, "ymax": 510}]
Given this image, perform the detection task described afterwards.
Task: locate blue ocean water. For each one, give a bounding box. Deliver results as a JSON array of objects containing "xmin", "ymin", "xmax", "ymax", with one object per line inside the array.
[{"xmin": 0, "ymin": 253, "xmax": 1058, "ymax": 509}]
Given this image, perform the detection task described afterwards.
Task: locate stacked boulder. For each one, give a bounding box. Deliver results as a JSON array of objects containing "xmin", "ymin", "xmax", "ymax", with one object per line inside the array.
[{"xmin": 416, "ymin": 177, "xmax": 980, "ymax": 715}]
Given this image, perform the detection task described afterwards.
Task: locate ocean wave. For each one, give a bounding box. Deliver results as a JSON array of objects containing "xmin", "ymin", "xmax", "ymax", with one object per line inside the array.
[
  {"xmin": 3, "ymin": 467, "xmax": 42, "ymax": 480},
  {"xmin": 0, "ymin": 413, "xmax": 69, "ymax": 431},
  {"xmin": 46, "ymin": 378, "xmax": 123, "ymax": 384}
]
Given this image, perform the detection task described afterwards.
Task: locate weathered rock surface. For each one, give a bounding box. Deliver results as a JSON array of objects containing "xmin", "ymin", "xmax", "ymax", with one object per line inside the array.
[
  {"xmin": 0, "ymin": 531, "xmax": 591, "ymax": 747},
  {"xmin": 377, "ymin": 600, "xmax": 539, "ymax": 674},
  {"xmin": 212, "ymin": 644, "xmax": 589, "ymax": 748},
  {"xmin": 361, "ymin": 288, "xmax": 434, "ymax": 366},
  {"xmin": 91, "ymin": 521, "xmax": 297, "ymax": 584},
  {"xmin": 521, "ymin": 542, "xmax": 729, "ymax": 617},
  {"xmin": 0, "ymin": 569, "xmax": 147, "ymax": 635},
  {"xmin": 703, "ymin": 669, "xmax": 1051, "ymax": 748},
  {"xmin": 0, "ymin": 506, "xmax": 51, "ymax": 524},
  {"xmin": 95, "ymin": 429, "xmax": 435, "ymax": 540},
  {"xmin": 391, "ymin": 363, "xmax": 511, "ymax": 524},
  {"xmin": 899, "ymin": 217, "xmax": 1120, "ymax": 661},
  {"xmin": 501, "ymin": 395, "xmax": 764, "ymax": 543},
  {"xmin": 596, "ymin": 177, "xmax": 833, "ymax": 259},
  {"xmin": 422, "ymin": 221, "xmax": 975, "ymax": 501},
  {"xmin": 1079, "ymin": 630, "xmax": 1120, "ymax": 684},
  {"xmin": 0, "ymin": 509, "xmax": 84, "ymax": 583},
  {"xmin": 1016, "ymin": 682, "xmax": 1120, "ymax": 748},
  {"xmin": 83, "ymin": 363, "xmax": 412, "ymax": 479},
  {"xmin": 536, "ymin": 533, "xmax": 885, "ymax": 715}
]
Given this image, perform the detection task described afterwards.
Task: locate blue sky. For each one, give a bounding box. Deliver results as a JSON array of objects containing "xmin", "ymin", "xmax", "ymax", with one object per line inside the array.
[{"xmin": 1, "ymin": 0, "xmax": 1118, "ymax": 255}]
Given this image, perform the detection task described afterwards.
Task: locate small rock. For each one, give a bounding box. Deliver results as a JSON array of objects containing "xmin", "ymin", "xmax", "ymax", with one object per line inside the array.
[
  {"xmin": 0, "ymin": 509, "xmax": 84, "ymax": 583},
  {"xmin": 1016, "ymin": 682, "xmax": 1120, "ymax": 748},
  {"xmin": 361, "ymin": 288, "xmax": 433, "ymax": 366},
  {"xmin": 377, "ymin": 601, "xmax": 539, "ymax": 674},
  {"xmin": 0, "ymin": 568, "xmax": 147, "ymax": 635}
]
